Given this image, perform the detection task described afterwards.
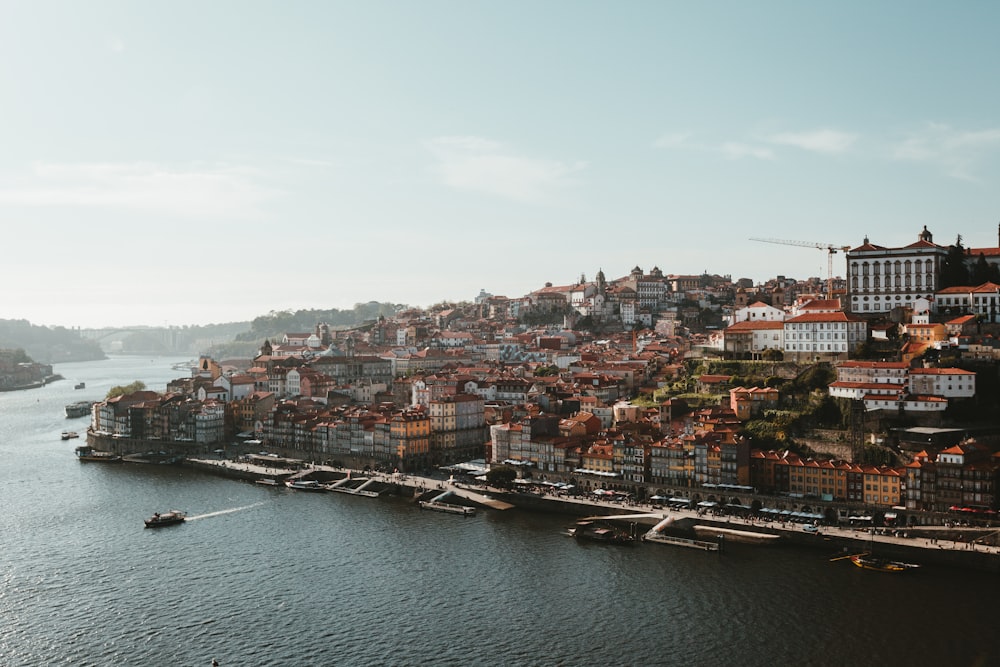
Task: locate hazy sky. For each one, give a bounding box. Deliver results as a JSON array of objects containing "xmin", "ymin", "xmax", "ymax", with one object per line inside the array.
[{"xmin": 3, "ymin": 2, "xmax": 1000, "ymax": 329}]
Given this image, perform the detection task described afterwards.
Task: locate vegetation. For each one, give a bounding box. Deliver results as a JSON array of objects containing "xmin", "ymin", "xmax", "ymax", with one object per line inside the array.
[
  {"xmin": 0, "ymin": 348, "xmax": 33, "ymax": 364},
  {"xmin": 0, "ymin": 319, "xmax": 105, "ymax": 363},
  {"xmin": 485, "ymin": 465, "xmax": 518, "ymax": 489},
  {"xmin": 234, "ymin": 303, "xmax": 405, "ymax": 343},
  {"xmin": 106, "ymin": 381, "xmax": 147, "ymax": 399}
]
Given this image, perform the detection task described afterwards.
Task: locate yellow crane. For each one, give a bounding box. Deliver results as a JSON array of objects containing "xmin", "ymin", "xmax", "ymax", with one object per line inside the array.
[{"xmin": 749, "ymin": 237, "xmax": 851, "ymax": 299}]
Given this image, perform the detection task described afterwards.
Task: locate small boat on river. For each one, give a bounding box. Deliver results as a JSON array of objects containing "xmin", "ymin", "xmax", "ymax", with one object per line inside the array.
[
  {"xmin": 849, "ymin": 553, "xmax": 920, "ymax": 573},
  {"xmin": 61, "ymin": 431, "xmax": 80, "ymax": 440},
  {"xmin": 145, "ymin": 510, "xmax": 187, "ymax": 528}
]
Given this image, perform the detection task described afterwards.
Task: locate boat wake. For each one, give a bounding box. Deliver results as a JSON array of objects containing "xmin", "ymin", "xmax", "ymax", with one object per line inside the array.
[{"xmin": 186, "ymin": 502, "xmax": 266, "ymax": 521}]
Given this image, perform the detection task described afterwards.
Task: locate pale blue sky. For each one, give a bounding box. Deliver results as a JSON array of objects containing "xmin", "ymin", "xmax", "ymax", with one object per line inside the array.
[{"xmin": 3, "ymin": 2, "xmax": 999, "ymax": 328}]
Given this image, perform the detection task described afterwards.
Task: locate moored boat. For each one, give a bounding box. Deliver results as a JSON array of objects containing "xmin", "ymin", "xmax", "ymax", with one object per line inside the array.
[
  {"xmin": 144, "ymin": 510, "xmax": 187, "ymax": 528},
  {"xmin": 568, "ymin": 520, "xmax": 636, "ymax": 545},
  {"xmin": 65, "ymin": 401, "xmax": 95, "ymax": 418},
  {"xmin": 849, "ymin": 553, "xmax": 920, "ymax": 573},
  {"xmin": 285, "ymin": 479, "xmax": 325, "ymax": 492},
  {"xmin": 74, "ymin": 445, "xmax": 122, "ymax": 463}
]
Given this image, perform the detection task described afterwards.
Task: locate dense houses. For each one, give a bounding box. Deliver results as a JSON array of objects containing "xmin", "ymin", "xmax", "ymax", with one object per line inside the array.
[{"xmin": 83, "ymin": 229, "xmax": 1000, "ymax": 516}]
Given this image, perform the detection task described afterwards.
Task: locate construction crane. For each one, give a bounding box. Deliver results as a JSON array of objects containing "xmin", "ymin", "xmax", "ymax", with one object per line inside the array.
[{"xmin": 749, "ymin": 237, "xmax": 851, "ymax": 300}]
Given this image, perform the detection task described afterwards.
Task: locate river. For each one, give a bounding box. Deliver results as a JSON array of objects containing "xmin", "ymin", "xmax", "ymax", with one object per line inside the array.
[{"xmin": 1, "ymin": 356, "xmax": 997, "ymax": 666}]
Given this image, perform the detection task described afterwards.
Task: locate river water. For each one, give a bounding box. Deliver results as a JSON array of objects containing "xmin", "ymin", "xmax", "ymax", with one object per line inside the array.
[{"xmin": 1, "ymin": 356, "xmax": 997, "ymax": 666}]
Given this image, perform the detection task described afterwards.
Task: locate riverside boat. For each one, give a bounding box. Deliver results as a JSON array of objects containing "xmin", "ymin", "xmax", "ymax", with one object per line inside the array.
[
  {"xmin": 568, "ymin": 520, "xmax": 636, "ymax": 545},
  {"xmin": 60, "ymin": 430, "xmax": 79, "ymax": 440},
  {"xmin": 285, "ymin": 479, "xmax": 325, "ymax": 492},
  {"xmin": 144, "ymin": 510, "xmax": 187, "ymax": 528},
  {"xmin": 74, "ymin": 445, "xmax": 122, "ymax": 463},
  {"xmin": 850, "ymin": 553, "xmax": 920, "ymax": 573}
]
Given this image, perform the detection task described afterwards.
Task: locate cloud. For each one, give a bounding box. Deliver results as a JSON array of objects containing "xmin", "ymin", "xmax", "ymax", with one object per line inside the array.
[
  {"xmin": 652, "ymin": 132, "xmax": 692, "ymax": 149},
  {"xmin": 0, "ymin": 161, "xmax": 281, "ymax": 217},
  {"xmin": 766, "ymin": 129, "xmax": 857, "ymax": 154},
  {"xmin": 720, "ymin": 142, "xmax": 775, "ymax": 161},
  {"xmin": 893, "ymin": 122, "xmax": 1000, "ymax": 180},
  {"xmin": 426, "ymin": 136, "xmax": 586, "ymax": 203}
]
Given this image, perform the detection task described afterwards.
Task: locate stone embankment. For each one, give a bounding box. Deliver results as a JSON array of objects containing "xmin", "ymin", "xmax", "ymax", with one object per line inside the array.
[{"xmin": 172, "ymin": 456, "xmax": 1000, "ymax": 573}]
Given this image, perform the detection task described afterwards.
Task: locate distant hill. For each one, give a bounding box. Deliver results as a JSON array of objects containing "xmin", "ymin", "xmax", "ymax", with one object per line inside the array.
[
  {"xmin": 0, "ymin": 319, "xmax": 106, "ymax": 363},
  {"xmin": 3, "ymin": 302, "xmax": 406, "ymax": 362}
]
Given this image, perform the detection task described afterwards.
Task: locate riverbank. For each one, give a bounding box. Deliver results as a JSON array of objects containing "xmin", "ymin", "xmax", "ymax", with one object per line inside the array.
[
  {"xmin": 0, "ymin": 373, "xmax": 63, "ymax": 392},
  {"xmin": 180, "ymin": 456, "xmax": 1000, "ymax": 573}
]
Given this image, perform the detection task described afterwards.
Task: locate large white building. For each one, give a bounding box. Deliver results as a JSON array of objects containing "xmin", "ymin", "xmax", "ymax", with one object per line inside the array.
[
  {"xmin": 846, "ymin": 226, "xmax": 947, "ymax": 316},
  {"xmin": 783, "ymin": 312, "xmax": 868, "ymax": 361}
]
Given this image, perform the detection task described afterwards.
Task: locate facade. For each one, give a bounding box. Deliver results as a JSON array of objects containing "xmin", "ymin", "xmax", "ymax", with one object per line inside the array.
[
  {"xmin": 783, "ymin": 312, "xmax": 868, "ymax": 361},
  {"xmin": 846, "ymin": 227, "xmax": 947, "ymax": 315},
  {"xmin": 936, "ymin": 282, "xmax": 1000, "ymax": 322},
  {"xmin": 722, "ymin": 320, "xmax": 785, "ymax": 358}
]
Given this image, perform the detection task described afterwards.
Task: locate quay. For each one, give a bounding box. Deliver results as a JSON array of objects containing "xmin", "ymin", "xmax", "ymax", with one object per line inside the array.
[
  {"xmin": 104, "ymin": 451, "xmax": 1000, "ymax": 573},
  {"xmin": 643, "ymin": 517, "xmax": 720, "ymax": 551}
]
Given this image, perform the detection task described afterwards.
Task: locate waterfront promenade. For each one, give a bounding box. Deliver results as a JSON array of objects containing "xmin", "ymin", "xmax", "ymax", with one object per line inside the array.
[{"xmin": 185, "ymin": 456, "xmax": 1000, "ymax": 569}]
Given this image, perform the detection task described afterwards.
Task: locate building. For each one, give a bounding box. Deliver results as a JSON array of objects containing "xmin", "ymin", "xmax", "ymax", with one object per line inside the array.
[
  {"xmin": 846, "ymin": 227, "xmax": 947, "ymax": 316},
  {"xmin": 783, "ymin": 312, "xmax": 868, "ymax": 362}
]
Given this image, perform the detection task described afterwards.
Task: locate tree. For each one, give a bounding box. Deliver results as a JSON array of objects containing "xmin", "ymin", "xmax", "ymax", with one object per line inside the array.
[
  {"xmin": 107, "ymin": 381, "xmax": 147, "ymax": 399},
  {"xmin": 972, "ymin": 253, "xmax": 992, "ymax": 286},
  {"xmin": 939, "ymin": 237, "xmax": 970, "ymax": 289},
  {"xmin": 485, "ymin": 465, "xmax": 518, "ymax": 489}
]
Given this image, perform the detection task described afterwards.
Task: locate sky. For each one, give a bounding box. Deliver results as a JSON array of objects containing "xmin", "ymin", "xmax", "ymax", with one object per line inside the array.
[{"xmin": 3, "ymin": 1, "xmax": 1000, "ymax": 329}]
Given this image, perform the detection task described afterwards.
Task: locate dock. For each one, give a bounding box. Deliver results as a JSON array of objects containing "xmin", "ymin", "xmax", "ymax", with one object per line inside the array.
[
  {"xmin": 643, "ymin": 516, "xmax": 720, "ymax": 551},
  {"xmin": 693, "ymin": 525, "xmax": 782, "ymax": 545},
  {"xmin": 419, "ymin": 500, "xmax": 476, "ymax": 516},
  {"xmin": 324, "ymin": 476, "xmax": 384, "ymax": 497},
  {"xmin": 642, "ymin": 532, "xmax": 721, "ymax": 551},
  {"xmin": 418, "ymin": 490, "xmax": 477, "ymax": 515}
]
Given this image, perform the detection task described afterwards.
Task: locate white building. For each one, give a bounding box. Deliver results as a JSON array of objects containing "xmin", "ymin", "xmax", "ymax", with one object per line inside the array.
[
  {"xmin": 909, "ymin": 368, "xmax": 976, "ymax": 399},
  {"xmin": 783, "ymin": 312, "xmax": 868, "ymax": 361},
  {"xmin": 732, "ymin": 301, "xmax": 785, "ymax": 324},
  {"xmin": 846, "ymin": 226, "xmax": 947, "ymax": 315}
]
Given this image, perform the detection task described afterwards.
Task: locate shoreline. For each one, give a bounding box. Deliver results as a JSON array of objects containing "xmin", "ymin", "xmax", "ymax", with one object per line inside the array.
[{"xmin": 179, "ymin": 456, "xmax": 1000, "ymax": 573}]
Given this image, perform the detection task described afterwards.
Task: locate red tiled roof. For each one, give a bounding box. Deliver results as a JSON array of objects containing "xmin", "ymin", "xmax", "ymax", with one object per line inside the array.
[
  {"xmin": 725, "ymin": 320, "xmax": 785, "ymax": 331},
  {"xmin": 785, "ymin": 312, "xmax": 864, "ymax": 323}
]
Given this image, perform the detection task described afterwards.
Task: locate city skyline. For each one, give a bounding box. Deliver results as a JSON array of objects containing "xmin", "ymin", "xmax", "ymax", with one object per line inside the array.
[{"xmin": 3, "ymin": 2, "xmax": 999, "ymax": 329}]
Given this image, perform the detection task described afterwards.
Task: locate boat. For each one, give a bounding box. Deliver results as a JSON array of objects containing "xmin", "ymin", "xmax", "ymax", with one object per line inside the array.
[
  {"xmin": 61, "ymin": 431, "xmax": 79, "ymax": 440},
  {"xmin": 256, "ymin": 478, "xmax": 282, "ymax": 486},
  {"xmin": 284, "ymin": 479, "xmax": 326, "ymax": 492},
  {"xmin": 849, "ymin": 553, "xmax": 920, "ymax": 573},
  {"xmin": 74, "ymin": 445, "xmax": 122, "ymax": 463},
  {"xmin": 74, "ymin": 382, "xmax": 86, "ymax": 390},
  {"xmin": 568, "ymin": 520, "xmax": 636, "ymax": 545},
  {"xmin": 144, "ymin": 510, "xmax": 187, "ymax": 528},
  {"xmin": 65, "ymin": 401, "xmax": 95, "ymax": 418}
]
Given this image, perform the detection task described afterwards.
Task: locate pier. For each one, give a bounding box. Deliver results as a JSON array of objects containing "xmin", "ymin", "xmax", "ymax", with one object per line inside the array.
[{"xmin": 419, "ymin": 491, "xmax": 476, "ymax": 516}]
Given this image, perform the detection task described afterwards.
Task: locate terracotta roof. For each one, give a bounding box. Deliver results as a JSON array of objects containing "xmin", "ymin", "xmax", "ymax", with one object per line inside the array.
[
  {"xmin": 725, "ymin": 320, "xmax": 785, "ymax": 332},
  {"xmin": 785, "ymin": 312, "xmax": 864, "ymax": 323},
  {"xmin": 908, "ymin": 367, "xmax": 975, "ymax": 376}
]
